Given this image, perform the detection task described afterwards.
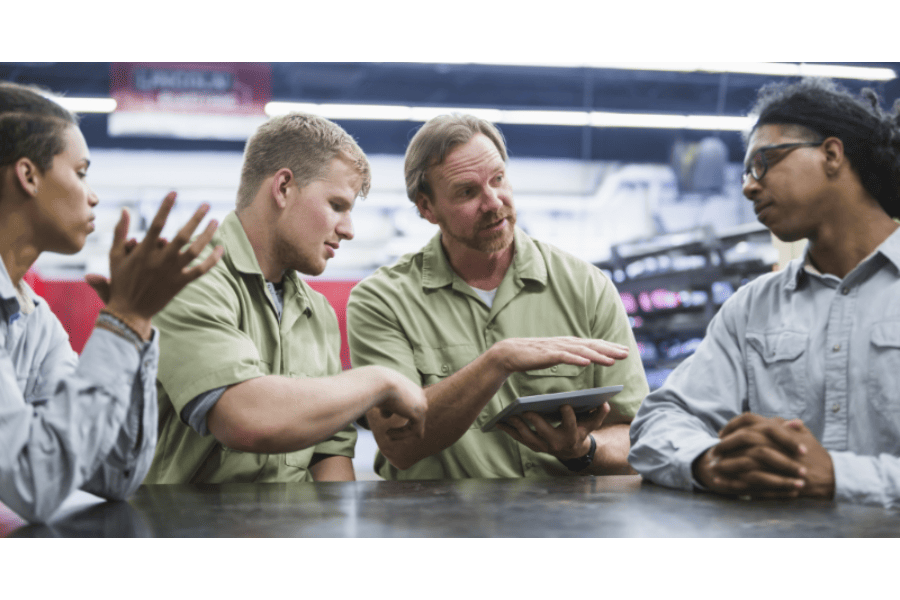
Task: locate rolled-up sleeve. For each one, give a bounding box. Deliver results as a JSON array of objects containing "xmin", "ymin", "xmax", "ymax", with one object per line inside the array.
[
  {"xmin": 0, "ymin": 312, "xmax": 157, "ymax": 523},
  {"xmin": 629, "ymin": 296, "xmax": 749, "ymax": 490},
  {"xmin": 831, "ymin": 452, "xmax": 900, "ymax": 509}
]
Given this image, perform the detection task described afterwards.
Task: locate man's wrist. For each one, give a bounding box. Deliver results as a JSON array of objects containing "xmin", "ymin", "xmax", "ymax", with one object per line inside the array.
[
  {"xmin": 691, "ymin": 447, "xmax": 716, "ymax": 490},
  {"xmin": 558, "ymin": 434, "xmax": 597, "ymax": 472},
  {"xmin": 102, "ymin": 304, "xmax": 152, "ymax": 341}
]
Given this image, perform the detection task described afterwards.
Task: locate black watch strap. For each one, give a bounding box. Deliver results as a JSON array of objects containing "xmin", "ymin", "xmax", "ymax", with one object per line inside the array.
[{"xmin": 558, "ymin": 434, "xmax": 597, "ymax": 472}]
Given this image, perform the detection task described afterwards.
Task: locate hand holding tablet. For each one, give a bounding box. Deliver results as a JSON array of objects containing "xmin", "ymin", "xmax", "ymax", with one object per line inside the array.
[{"xmin": 481, "ymin": 385, "xmax": 624, "ymax": 432}]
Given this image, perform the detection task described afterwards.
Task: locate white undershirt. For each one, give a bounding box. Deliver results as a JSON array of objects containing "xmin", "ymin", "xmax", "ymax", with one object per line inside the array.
[{"xmin": 471, "ymin": 286, "xmax": 498, "ymax": 308}]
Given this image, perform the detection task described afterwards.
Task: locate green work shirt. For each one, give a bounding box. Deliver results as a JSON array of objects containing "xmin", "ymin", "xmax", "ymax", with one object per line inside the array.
[
  {"xmin": 145, "ymin": 211, "xmax": 356, "ymax": 484},
  {"xmin": 347, "ymin": 226, "xmax": 648, "ymax": 480}
]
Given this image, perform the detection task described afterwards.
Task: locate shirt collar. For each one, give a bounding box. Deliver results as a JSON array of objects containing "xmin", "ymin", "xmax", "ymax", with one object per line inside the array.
[
  {"xmin": 220, "ymin": 211, "xmax": 266, "ymax": 276},
  {"xmin": 421, "ymin": 225, "xmax": 547, "ymax": 290},
  {"xmin": 875, "ymin": 226, "xmax": 900, "ymax": 271},
  {"xmin": 220, "ymin": 211, "xmax": 311, "ymax": 311},
  {"xmin": 0, "ymin": 258, "xmax": 38, "ymax": 317},
  {"xmin": 785, "ymin": 225, "xmax": 900, "ymax": 291}
]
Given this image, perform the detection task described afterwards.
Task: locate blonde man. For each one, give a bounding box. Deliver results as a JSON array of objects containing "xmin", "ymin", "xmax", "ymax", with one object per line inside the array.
[{"xmin": 146, "ymin": 113, "xmax": 426, "ymax": 484}]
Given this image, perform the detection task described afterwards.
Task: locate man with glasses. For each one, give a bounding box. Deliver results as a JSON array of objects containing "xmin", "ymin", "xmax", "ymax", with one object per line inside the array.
[{"xmin": 629, "ymin": 78, "xmax": 900, "ymax": 507}]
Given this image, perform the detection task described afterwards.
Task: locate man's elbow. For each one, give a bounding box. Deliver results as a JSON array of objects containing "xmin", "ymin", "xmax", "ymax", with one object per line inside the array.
[
  {"xmin": 209, "ymin": 409, "xmax": 317, "ymax": 454},
  {"xmin": 375, "ymin": 440, "xmax": 419, "ymax": 471}
]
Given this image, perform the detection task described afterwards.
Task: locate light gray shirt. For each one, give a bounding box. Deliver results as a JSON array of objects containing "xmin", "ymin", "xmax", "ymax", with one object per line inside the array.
[
  {"xmin": 629, "ymin": 228, "xmax": 900, "ymax": 508},
  {"xmin": 0, "ymin": 261, "xmax": 158, "ymax": 523}
]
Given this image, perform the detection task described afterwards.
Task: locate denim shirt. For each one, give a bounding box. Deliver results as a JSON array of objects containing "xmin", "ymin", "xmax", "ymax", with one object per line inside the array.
[
  {"xmin": 0, "ymin": 262, "xmax": 158, "ymax": 523},
  {"xmin": 629, "ymin": 228, "xmax": 900, "ymax": 508}
]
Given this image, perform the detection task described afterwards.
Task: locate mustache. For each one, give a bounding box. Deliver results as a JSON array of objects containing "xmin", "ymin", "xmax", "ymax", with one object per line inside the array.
[{"xmin": 477, "ymin": 208, "xmax": 516, "ymax": 228}]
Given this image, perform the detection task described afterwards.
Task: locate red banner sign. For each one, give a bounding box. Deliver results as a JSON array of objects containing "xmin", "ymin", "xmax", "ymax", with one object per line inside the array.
[{"xmin": 110, "ymin": 62, "xmax": 272, "ymax": 116}]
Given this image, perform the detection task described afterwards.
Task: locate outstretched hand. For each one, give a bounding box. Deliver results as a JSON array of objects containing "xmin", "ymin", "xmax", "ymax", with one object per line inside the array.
[
  {"xmin": 85, "ymin": 192, "xmax": 224, "ymax": 337},
  {"xmin": 492, "ymin": 336, "xmax": 630, "ymax": 376}
]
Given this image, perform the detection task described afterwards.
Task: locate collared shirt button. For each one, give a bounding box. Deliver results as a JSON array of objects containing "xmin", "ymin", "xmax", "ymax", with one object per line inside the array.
[
  {"xmin": 832, "ymin": 344, "xmax": 841, "ymax": 352},
  {"xmin": 832, "ymin": 403, "xmax": 841, "ymax": 413},
  {"xmin": 441, "ymin": 364, "xmax": 449, "ymax": 374},
  {"xmin": 551, "ymin": 366, "xmax": 558, "ymax": 373},
  {"xmin": 524, "ymin": 462, "xmax": 534, "ymax": 469},
  {"xmin": 842, "ymin": 287, "xmax": 850, "ymax": 295}
]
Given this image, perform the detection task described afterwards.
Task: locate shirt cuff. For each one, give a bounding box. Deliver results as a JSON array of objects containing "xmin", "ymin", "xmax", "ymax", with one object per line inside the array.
[{"xmin": 830, "ymin": 451, "xmax": 888, "ymax": 507}]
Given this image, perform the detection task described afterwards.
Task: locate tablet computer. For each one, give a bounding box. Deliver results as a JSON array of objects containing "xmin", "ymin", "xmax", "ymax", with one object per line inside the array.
[{"xmin": 480, "ymin": 385, "xmax": 624, "ymax": 432}]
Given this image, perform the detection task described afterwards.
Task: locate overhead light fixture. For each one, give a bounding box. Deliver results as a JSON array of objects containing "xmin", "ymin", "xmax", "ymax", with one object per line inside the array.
[
  {"xmin": 266, "ymin": 101, "xmax": 756, "ymax": 131},
  {"xmin": 427, "ymin": 61, "xmax": 898, "ymax": 81},
  {"xmin": 45, "ymin": 96, "xmax": 118, "ymax": 113}
]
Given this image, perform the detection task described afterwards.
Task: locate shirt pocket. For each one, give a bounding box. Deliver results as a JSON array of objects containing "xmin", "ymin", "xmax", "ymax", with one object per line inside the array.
[
  {"xmin": 744, "ymin": 330, "xmax": 810, "ymax": 417},
  {"xmin": 413, "ymin": 344, "xmax": 485, "ymax": 428},
  {"xmin": 517, "ymin": 364, "xmax": 587, "ymax": 398},
  {"xmin": 867, "ymin": 321, "xmax": 900, "ymax": 415},
  {"xmin": 413, "ymin": 344, "xmax": 479, "ymax": 386}
]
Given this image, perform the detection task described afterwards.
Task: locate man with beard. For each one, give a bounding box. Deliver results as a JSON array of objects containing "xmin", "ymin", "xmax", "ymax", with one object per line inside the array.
[{"xmin": 347, "ymin": 114, "xmax": 648, "ymax": 480}]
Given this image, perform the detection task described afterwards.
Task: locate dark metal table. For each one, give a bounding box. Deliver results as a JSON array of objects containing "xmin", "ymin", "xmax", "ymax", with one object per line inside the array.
[{"xmin": 2, "ymin": 476, "xmax": 898, "ymax": 537}]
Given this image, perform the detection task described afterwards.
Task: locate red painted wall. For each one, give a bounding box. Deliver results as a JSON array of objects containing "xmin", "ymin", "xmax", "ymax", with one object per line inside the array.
[{"xmin": 27, "ymin": 271, "xmax": 361, "ymax": 370}]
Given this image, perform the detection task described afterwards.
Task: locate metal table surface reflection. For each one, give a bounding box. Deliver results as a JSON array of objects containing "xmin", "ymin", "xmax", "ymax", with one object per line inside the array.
[{"xmin": 4, "ymin": 476, "xmax": 899, "ymax": 537}]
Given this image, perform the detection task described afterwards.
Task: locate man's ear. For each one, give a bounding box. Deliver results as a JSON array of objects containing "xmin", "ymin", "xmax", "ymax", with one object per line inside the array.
[
  {"xmin": 14, "ymin": 157, "xmax": 40, "ymax": 197},
  {"xmin": 270, "ymin": 168, "xmax": 294, "ymax": 209},
  {"xmin": 822, "ymin": 136, "xmax": 846, "ymax": 177},
  {"xmin": 416, "ymin": 192, "xmax": 438, "ymax": 224}
]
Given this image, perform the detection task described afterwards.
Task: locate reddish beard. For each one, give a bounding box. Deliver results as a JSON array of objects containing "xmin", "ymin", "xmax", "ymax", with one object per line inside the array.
[{"xmin": 473, "ymin": 208, "xmax": 516, "ymax": 252}]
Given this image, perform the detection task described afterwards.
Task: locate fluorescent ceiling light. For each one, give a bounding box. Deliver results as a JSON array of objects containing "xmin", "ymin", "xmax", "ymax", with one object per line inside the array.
[
  {"xmin": 46, "ymin": 96, "xmax": 118, "ymax": 113},
  {"xmin": 429, "ymin": 61, "xmax": 898, "ymax": 81},
  {"xmin": 108, "ymin": 112, "xmax": 267, "ymax": 140},
  {"xmin": 266, "ymin": 101, "xmax": 756, "ymax": 131}
]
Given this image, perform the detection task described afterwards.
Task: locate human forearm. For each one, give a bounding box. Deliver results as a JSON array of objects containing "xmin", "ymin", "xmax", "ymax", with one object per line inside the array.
[
  {"xmin": 586, "ymin": 423, "xmax": 635, "ymax": 475},
  {"xmin": 369, "ymin": 344, "xmax": 511, "ymax": 469},
  {"xmin": 309, "ymin": 455, "xmax": 355, "ymax": 482},
  {"xmin": 628, "ymin": 394, "xmax": 724, "ymax": 491},
  {"xmin": 82, "ymin": 342, "xmax": 158, "ymax": 501},
  {"xmin": 208, "ymin": 365, "xmax": 414, "ymax": 454},
  {"xmin": 0, "ymin": 329, "xmax": 144, "ymax": 522}
]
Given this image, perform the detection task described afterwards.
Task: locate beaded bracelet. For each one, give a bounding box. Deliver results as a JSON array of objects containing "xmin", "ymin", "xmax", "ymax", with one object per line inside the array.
[
  {"xmin": 99, "ymin": 307, "xmax": 150, "ymax": 341},
  {"xmin": 95, "ymin": 311, "xmax": 145, "ymax": 353}
]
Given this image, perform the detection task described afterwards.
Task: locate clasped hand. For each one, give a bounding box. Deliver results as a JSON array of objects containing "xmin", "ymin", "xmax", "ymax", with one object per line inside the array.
[{"xmin": 693, "ymin": 413, "xmax": 835, "ymax": 500}]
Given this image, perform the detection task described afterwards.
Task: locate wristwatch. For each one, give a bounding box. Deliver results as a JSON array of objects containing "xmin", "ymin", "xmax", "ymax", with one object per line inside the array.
[{"xmin": 558, "ymin": 434, "xmax": 597, "ymax": 472}]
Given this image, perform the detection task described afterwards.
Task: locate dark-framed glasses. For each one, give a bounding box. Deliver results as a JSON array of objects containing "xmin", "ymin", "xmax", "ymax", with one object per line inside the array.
[{"xmin": 742, "ymin": 141, "xmax": 824, "ymax": 183}]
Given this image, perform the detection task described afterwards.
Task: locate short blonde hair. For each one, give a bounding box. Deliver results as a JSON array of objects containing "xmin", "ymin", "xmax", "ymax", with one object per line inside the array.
[
  {"xmin": 404, "ymin": 113, "xmax": 508, "ymax": 204},
  {"xmin": 236, "ymin": 112, "xmax": 371, "ymax": 210}
]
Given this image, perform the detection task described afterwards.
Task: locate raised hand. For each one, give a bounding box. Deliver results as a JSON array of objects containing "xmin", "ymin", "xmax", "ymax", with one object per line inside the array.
[
  {"xmin": 492, "ymin": 336, "xmax": 629, "ymax": 375},
  {"xmin": 85, "ymin": 192, "xmax": 224, "ymax": 338}
]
